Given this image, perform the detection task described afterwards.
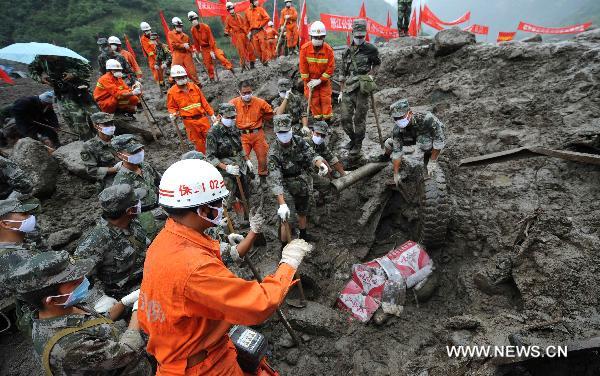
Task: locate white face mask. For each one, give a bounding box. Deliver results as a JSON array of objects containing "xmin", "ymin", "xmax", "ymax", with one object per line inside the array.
[
  {"xmin": 252, "ymin": 0, "xmax": 259, "ymax": 6},
  {"xmin": 311, "ymin": 38, "xmax": 324, "ymax": 47},
  {"xmin": 175, "ymin": 78, "xmax": 189, "ymax": 86},
  {"xmin": 198, "ymin": 204, "xmax": 223, "ymax": 226},
  {"xmin": 241, "ymin": 93, "xmax": 253, "ymax": 102},
  {"xmin": 100, "ymin": 125, "xmax": 116, "ymax": 136},
  {"xmin": 144, "ymin": 30, "xmax": 151, "ymax": 35},
  {"xmin": 396, "ymin": 118, "xmax": 410, "ymax": 128},
  {"xmin": 312, "ymin": 134, "xmax": 324, "ymax": 145},
  {"xmin": 175, "ymin": 27, "xmax": 183, "ymax": 32},
  {"xmin": 192, "ymin": 19, "xmax": 199, "ymax": 26},
  {"xmin": 4, "ymin": 215, "xmax": 36, "ymax": 233},
  {"xmin": 126, "ymin": 150, "xmax": 145, "ymax": 165},
  {"xmin": 221, "ymin": 118, "xmax": 235, "ymax": 127},
  {"xmin": 110, "ymin": 45, "xmax": 119, "ymax": 51},
  {"xmin": 286, "ymin": 3, "xmax": 291, "ymax": 7},
  {"xmin": 279, "ymin": 91, "xmax": 287, "ymax": 98},
  {"xmin": 353, "ymin": 37, "xmax": 365, "ymax": 45},
  {"xmin": 229, "ymin": 9, "xmax": 235, "ymax": 14},
  {"xmin": 277, "ymin": 131, "xmax": 293, "ymax": 144},
  {"xmin": 112, "ymin": 71, "xmax": 123, "ymax": 78}
]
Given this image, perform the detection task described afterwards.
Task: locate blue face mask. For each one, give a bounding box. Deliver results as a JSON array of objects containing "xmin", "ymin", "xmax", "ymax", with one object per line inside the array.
[{"xmin": 49, "ymin": 277, "xmax": 90, "ymax": 308}]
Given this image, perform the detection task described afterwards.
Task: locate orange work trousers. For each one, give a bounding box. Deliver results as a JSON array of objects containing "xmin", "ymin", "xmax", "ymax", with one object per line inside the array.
[
  {"xmin": 250, "ymin": 30, "xmax": 269, "ymax": 64},
  {"xmin": 304, "ymin": 81, "xmax": 333, "ymax": 120},
  {"xmin": 97, "ymin": 95, "xmax": 139, "ymax": 114},
  {"xmin": 183, "ymin": 117, "xmax": 211, "ymax": 153},
  {"xmin": 231, "ymin": 33, "xmax": 253, "ymax": 67},
  {"xmin": 201, "ymin": 48, "xmax": 233, "ymax": 79},
  {"xmin": 286, "ymin": 25, "xmax": 299, "ymax": 48},
  {"xmin": 241, "ymin": 129, "xmax": 269, "ymax": 176},
  {"xmin": 267, "ymin": 39, "xmax": 277, "ymax": 59},
  {"xmin": 172, "ymin": 51, "xmax": 199, "ymax": 83}
]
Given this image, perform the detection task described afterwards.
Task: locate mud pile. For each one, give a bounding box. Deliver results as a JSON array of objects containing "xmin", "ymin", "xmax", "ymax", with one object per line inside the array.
[{"xmin": 1, "ymin": 28, "xmax": 600, "ymax": 375}]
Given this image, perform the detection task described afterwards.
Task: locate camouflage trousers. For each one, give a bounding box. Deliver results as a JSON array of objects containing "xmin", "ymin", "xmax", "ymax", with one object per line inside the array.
[
  {"xmin": 341, "ymin": 89, "xmax": 370, "ymax": 144},
  {"xmin": 223, "ymin": 172, "xmax": 250, "ymax": 210},
  {"xmin": 58, "ymin": 97, "xmax": 97, "ymax": 141},
  {"xmin": 283, "ymin": 175, "xmax": 310, "ymax": 216}
]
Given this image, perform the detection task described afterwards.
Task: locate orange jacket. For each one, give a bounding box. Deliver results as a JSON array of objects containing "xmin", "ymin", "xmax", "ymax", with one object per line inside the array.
[
  {"xmin": 167, "ymin": 82, "xmax": 214, "ymax": 118},
  {"xmin": 138, "ymin": 219, "xmax": 295, "ymax": 375},
  {"xmin": 191, "ymin": 23, "xmax": 217, "ymax": 51},
  {"xmin": 140, "ymin": 34, "xmax": 157, "ymax": 59},
  {"xmin": 264, "ymin": 26, "xmax": 278, "ymax": 40},
  {"xmin": 245, "ymin": 6, "xmax": 270, "ymax": 30},
  {"xmin": 120, "ymin": 49, "xmax": 142, "ymax": 78},
  {"xmin": 299, "ymin": 41, "xmax": 335, "ymax": 83},
  {"xmin": 224, "ymin": 13, "xmax": 250, "ymax": 36},
  {"xmin": 281, "ymin": 7, "xmax": 298, "ymax": 28},
  {"xmin": 93, "ymin": 72, "xmax": 131, "ymax": 103},
  {"xmin": 229, "ymin": 96, "xmax": 273, "ymax": 130},
  {"xmin": 168, "ymin": 29, "xmax": 192, "ymax": 53}
]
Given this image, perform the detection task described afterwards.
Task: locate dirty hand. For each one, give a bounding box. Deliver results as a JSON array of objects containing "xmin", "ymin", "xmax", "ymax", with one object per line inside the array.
[
  {"xmin": 280, "ymin": 239, "xmax": 313, "ymax": 269},
  {"xmin": 169, "ymin": 112, "xmax": 177, "ymax": 121},
  {"xmin": 246, "ymin": 159, "xmax": 254, "ymax": 171},
  {"xmin": 121, "ymin": 289, "xmax": 140, "ymax": 307},
  {"xmin": 249, "ymin": 209, "xmax": 265, "ymax": 233},
  {"xmin": 427, "ymin": 161, "xmax": 438, "ymax": 177},
  {"xmin": 318, "ymin": 163, "xmax": 329, "ymax": 177},
  {"xmin": 225, "ymin": 164, "xmax": 240, "ymax": 176},
  {"xmin": 210, "ymin": 51, "xmax": 216, "ymax": 59},
  {"xmin": 93, "ymin": 295, "xmax": 118, "ymax": 313},
  {"xmin": 337, "ymin": 92, "xmax": 343, "ymax": 103},
  {"xmin": 228, "ymin": 233, "xmax": 245, "ymax": 245},
  {"xmin": 154, "ymin": 64, "xmax": 159, "ymax": 70},
  {"xmin": 210, "ymin": 114, "xmax": 218, "ymax": 123},
  {"xmin": 132, "ymin": 87, "xmax": 142, "ymax": 96},
  {"xmin": 277, "ymin": 204, "xmax": 290, "ymax": 221},
  {"xmin": 393, "ymin": 172, "xmax": 400, "ymax": 187},
  {"xmin": 307, "ymin": 79, "xmax": 322, "ymax": 89},
  {"xmin": 301, "ymin": 126, "xmax": 311, "ymax": 137},
  {"xmin": 161, "ymin": 63, "xmax": 167, "ymax": 69}
]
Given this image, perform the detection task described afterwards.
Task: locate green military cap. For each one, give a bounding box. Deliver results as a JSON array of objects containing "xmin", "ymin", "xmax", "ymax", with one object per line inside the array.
[
  {"xmin": 90, "ymin": 112, "xmax": 114, "ymax": 124},
  {"xmin": 277, "ymin": 78, "xmax": 292, "ymax": 90},
  {"xmin": 111, "ymin": 134, "xmax": 144, "ymax": 154},
  {"xmin": 0, "ymin": 198, "xmax": 39, "ymax": 217},
  {"xmin": 390, "ymin": 99, "xmax": 410, "ymax": 118},
  {"xmin": 218, "ymin": 103, "xmax": 237, "ymax": 117},
  {"xmin": 352, "ymin": 19, "xmax": 368, "ymax": 36},
  {"xmin": 273, "ymin": 114, "xmax": 292, "ymax": 133},
  {"xmin": 8, "ymin": 250, "xmax": 94, "ymax": 294},
  {"xmin": 99, "ymin": 184, "xmax": 145, "ymax": 214},
  {"xmin": 310, "ymin": 121, "xmax": 329, "ymax": 135},
  {"xmin": 181, "ymin": 151, "xmax": 206, "ymax": 160},
  {"xmin": 97, "ymin": 37, "xmax": 108, "ymax": 45}
]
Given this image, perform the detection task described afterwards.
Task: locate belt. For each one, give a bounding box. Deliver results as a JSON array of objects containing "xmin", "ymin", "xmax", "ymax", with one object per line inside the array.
[
  {"xmin": 186, "ymin": 350, "xmax": 208, "ymax": 369},
  {"xmin": 181, "ymin": 115, "xmax": 205, "ymax": 120},
  {"xmin": 240, "ymin": 127, "xmax": 261, "ymax": 134},
  {"xmin": 141, "ymin": 203, "xmax": 158, "ymax": 212}
]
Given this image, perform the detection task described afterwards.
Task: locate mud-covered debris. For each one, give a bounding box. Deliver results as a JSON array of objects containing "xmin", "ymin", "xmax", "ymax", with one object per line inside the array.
[
  {"xmin": 444, "ymin": 315, "xmax": 482, "ymax": 330},
  {"xmin": 433, "ymin": 28, "xmax": 476, "ymax": 57},
  {"xmin": 46, "ymin": 227, "xmax": 82, "ymax": 249},
  {"xmin": 12, "ymin": 137, "xmax": 58, "ymax": 198},
  {"xmin": 287, "ymin": 301, "xmax": 344, "ymax": 337}
]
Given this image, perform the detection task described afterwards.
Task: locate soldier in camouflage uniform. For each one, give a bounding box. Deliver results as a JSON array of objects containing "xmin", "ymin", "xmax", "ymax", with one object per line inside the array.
[
  {"xmin": 382, "ymin": 99, "xmax": 446, "ymax": 185},
  {"xmin": 111, "ymin": 135, "xmax": 162, "ymax": 239},
  {"xmin": 97, "ymin": 37, "xmax": 135, "ymax": 84},
  {"xmin": 271, "ymin": 78, "xmax": 309, "ymax": 136},
  {"xmin": 80, "ymin": 112, "xmax": 119, "ymax": 189},
  {"xmin": 29, "ymin": 55, "xmax": 98, "ymax": 140},
  {"xmin": 268, "ymin": 114, "xmax": 328, "ymax": 241},
  {"xmin": 206, "ymin": 103, "xmax": 253, "ymax": 211},
  {"xmin": 7, "ymin": 250, "xmax": 152, "ymax": 375},
  {"xmin": 340, "ymin": 19, "xmax": 381, "ymax": 155},
  {"xmin": 74, "ymin": 184, "xmax": 149, "ymax": 299},
  {"xmin": 0, "ymin": 156, "xmax": 33, "ymax": 200},
  {"xmin": 151, "ymin": 32, "xmax": 173, "ymax": 92},
  {"xmin": 398, "ymin": 0, "xmax": 413, "ymax": 35}
]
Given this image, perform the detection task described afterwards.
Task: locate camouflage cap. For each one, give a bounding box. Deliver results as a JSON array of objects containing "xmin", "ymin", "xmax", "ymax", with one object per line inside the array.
[
  {"xmin": 390, "ymin": 99, "xmax": 410, "ymax": 118},
  {"xmin": 111, "ymin": 134, "xmax": 144, "ymax": 154},
  {"xmin": 99, "ymin": 184, "xmax": 146, "ymax": 214},
  {"xmin": 0, "ymin": 198, "xmax": 39, "ymax": 217},
  {"xmin": 9, "ymin": 250, "xmax": 95, "ymax": 294},
  {"xmin": 277, "ymin": 78, "xmax": 292, "ymax": 90},
  {"xmin": 218, "ymin": 103, "xmax": 237, "ymax": 117},
  {"xmin": 90, "ymin": 112, "xmax": 114, "ymax": 125},
  {"xmin": 273, "ymin": 114, "xmax": 292, "ymax": 132},
  {"xmin": 310, "ymin": 121, "xmax": 329, "ymax": 135},
  {"xmin": 97, "ymin": 37, "xmax": 108, "ymax": 45},
  {"xmin": 352, "ymin": 19, "xmax": 368, "ymax": 36},
  {"xmin": 181, "ymin": 151, "xmax": 206, "ymax": 160}
]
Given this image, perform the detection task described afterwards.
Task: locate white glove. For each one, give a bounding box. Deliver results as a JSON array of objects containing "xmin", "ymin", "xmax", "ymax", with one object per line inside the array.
[
  {"xmin": 427, "ymin": 160, "xmax": 438, "ymax": 177},
  {"xmin": 280, "ymin": 239, "xmax": 313, "ymax": 269},
  {"xmin": 285, "ymin": 15, "xmax": 290, "ymax": 20},
  {"xmin": 93, "ymin": 295, "xmax": 118, "ymax": 313},
  {"xmin": 277, "ymin": 204, "xmax": 290, "ymax": 221},
  {"xmin": 225, "ymin": 164, "xmax": 240, "ymax": 176},
  {"xmin": 219, "ymin": 215, "xmax": 229, "ymax": 228},
  {"xmin": 132, "ymin": 301, "xmax": 139, "ymax": 312},
  {"xmin": 338, "ymin": 92, "xmax": 343, "ymax": 104},
  {"xmin": 301, "ymin": 126, "xmax": 311, "ymax": 137},
  {"xmin": 184, "ymin": 43, "xmax": 190, "ymax": 49},
  {"xmin": 284, "ymin": 89, "xmax": 292, "ymax": 99},
  {"xmin": 307, "ymin": 79, "xmax": 322, "ymax": 89},
  {"xmin": 169, "ymin": 112, "xmax": 177, "ymax": 121},
  {"xmin": 210, "ymin": 51, "xmax": 216, "ymax": 59},
  {"xmin": 393, "ymin": 172, "xmax": 400, "ymax": 187},
  {"xmin": 161, "ymin": 63, "xmax": 167, "ymax": 69},
  {"xmin": 247, "ymin": 32, "xmax": 252, "ymax": 40},
  {"xmin": 246, "ymin": 159, "xmax": 254, "ymax": 171},
  {"xmin": 249, "ymin": 209, "xmax": 264, "ymax": 233},
  {"xmin": 210, "ymin": 114, "xmax": 218, "ymax": 123},
  {"xmin": 113, "ymin": 161, "xmax": 123, "ymax": 169},
  {"xmin": 132, "ymin": 88, "xmax": 141, "ymax": 95},
  {"xmin": 228, "ymin": 233, "xmax": 244, "ymax": 245},
  {"xmin": 154, "ymin": 65, "xmax": 159, "ymax": 70},
  {"xmin": 121, "ymin": 289, "xmax": 140, "ymax": 307},
  {"xmin": 318, "ymin": 163, "xmax": 329, "ymax": 177},
  {"xmin": 132, "ymin": 81, "xmax": 142, "ymax": 90}
]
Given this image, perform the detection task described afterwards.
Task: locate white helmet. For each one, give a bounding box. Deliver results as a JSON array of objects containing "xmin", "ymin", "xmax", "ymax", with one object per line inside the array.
[
  {"xmin": 309, "ymin": 21, "xmax": 327, "ymax": 37},
  {"xmin": 268, "ymin": 21, "xmax": 274, "ymax": 27},
  {"xmin": 159, "ymin": 160, "xmax": 229, "ymax": 208},
  {"xmin": 187, "ymin": 11, "xmax": 198, "ymax": 20},
  {"xmin": 226, "ymin": 1, "xmax": 234, "ymax": 9},
  {"xmin": 140, "ymin": 22, "xmax": 151, "ymax": 31},
  {"xmin": 105, "ymin": 59, "xmax": 123, "ymax": 70},
  {"xmin": 108, "ymin": 36, "xmax": 121, "ymax": 45},
  {"xmin": 170, "ymin": 65, "xmax": 187, "ymax": 78},
  {"xmin": 172, "ymin": 17, "xmax": 183, "ymax": 26}
]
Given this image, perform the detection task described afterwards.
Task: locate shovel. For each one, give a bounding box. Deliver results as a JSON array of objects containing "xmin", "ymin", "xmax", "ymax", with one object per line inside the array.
[
  {"xmin": 306, "ymin": 86, "xmax": 313, "ymax": 119},
  {"xmin": 170, "ymin": 117, "xmax": 188, "ymax": 152},
  {"xmin": 369, "ymin": 93, "xmax": 385, "ymax": 150},
  {"xmin": 280, "ymin": 220, "xmax": 307, "ymax": 309}
]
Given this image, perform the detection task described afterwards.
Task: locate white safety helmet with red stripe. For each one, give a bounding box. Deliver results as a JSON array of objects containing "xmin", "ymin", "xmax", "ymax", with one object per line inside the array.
[
  {"xmin": 309, "ymin": 21, "xmax": 327, "ymax": 37},
  {"xmin": 159, "ymin": 160, "xmax": 229, "ymax": 208},
  {"xmin": 170, "ymin": 65, "xmax": 187, "ymax": 78},
  {"xmin": 226, "ymin": 1, "xmax": 234, "ymax": 9},
  {"xmin": 108, "ymin": 36, "xmax": 122, "ymax": 45},
  {"xmin": 140, "ymin": 22, "xmax": 151, "ymax": 31},
  {"xmin": 106, "ymin": 59, "xmax": 123, "ymax": 70}
]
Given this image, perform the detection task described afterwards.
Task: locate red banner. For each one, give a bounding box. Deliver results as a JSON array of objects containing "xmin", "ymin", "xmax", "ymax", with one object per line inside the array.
[
  {"xmin": 124, "ymin": 35, "xmax": 137, "ymax": 58},
  {"xmin": 368, "ymin": 17, "xmax": 398, "ymax": 39},
  {"xmin": 420, "ymin": 9, "xmax": 443, "ymax": 31},
  {"xmin": 320, "ymin": 14, "xmax": 398, "ymax": 39},
  {"xmin": 272, "ymin": 0, "xmax": 279, "ymax": 29},
  {"xmin": 464, "ymin": 24, "xmax": 489, "ymax": 35},
  {"xmin": 159, "ymin": 10, "xmax": 171, "ymax": 47},
  {"xmin": 0, "ymin": 68, "xmax": 14, "ymax": 85},
  {"xmin": 517, "ymin": 21, "xmax": 592, "ymax": 35},
  {"xmin": 422, "ymin": 5, "xmax": 470, "ymax": 26},
  {"xmin": 299, "ymin": 0, "xmax": 308, "ymax": 46},
  {"xmin": 497, "ymin": 31, "xmax": 516, "ymax": 42}
]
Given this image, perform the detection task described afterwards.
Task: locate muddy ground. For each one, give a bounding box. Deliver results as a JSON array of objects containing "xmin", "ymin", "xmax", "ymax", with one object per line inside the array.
[{"xmin": 1, "ymin": 29, "xmax": 600, "ymax": 375}]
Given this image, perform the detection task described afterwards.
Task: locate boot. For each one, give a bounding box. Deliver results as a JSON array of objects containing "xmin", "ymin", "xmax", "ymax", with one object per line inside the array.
[
  {"xmin": 250, "ymin": 61, "xmax": 256, "ymax": 69},
  {"xmin": 342, "ymin": 139, "xmax": 355, "ymax": 150},
  {"xmin": 349, "ymin": 140, "xmax": 363, "ymax": 155},
  {"xmin": 262, "ymin": 60, "xmax": 269, "ymax": 67},
  {"xmin": 259, "ymin": 175, "xmax": 267, "ymax": 187},
  {"xmin": 299, "ymin": 228, "xmax": 318, "ymax": 242}
]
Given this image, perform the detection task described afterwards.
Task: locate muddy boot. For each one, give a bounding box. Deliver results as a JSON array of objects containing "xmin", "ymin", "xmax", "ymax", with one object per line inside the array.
[
  {"xmin": 262, "ymin": 60, "xmax": 269, "ymax": 67},
  {"xmin": 250, "ymin": 61, "xmax": 256, "ymax": 69},
  {"xmin": 349, "ymin": 141, "xmax": 363, "ymax": 156},
  {"xmin": 299, "ymin": 228, "xmax": 318, "ymax": 242},
  {"xmin": 342, "ymin": 139, "xmax": 355, "ymax": 150}
]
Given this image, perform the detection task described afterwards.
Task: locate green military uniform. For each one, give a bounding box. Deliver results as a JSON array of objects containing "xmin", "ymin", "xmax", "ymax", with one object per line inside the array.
[
  {"xmin": 398, "ymin": 0, "xmax": 413, "ymax": 34},
  {"xmin": 29, "ymin": 56, "xmax": 98, "ymax": 140},
  {"xmin": 305, "ymin": 121, "xmax": 339, "ymax": 194},
  {"xmin": 341, "ymin": 19, "xmax": 381, "ymax": 153},
  {"xmin": 74, "ymin": 185, "xmax": 149, "ymax": 299},
  {"xmin": 80, "ymin": 113, "xmax": 118, "ymax": 188},
  {"xmin": 270, "ymin": 78, "xmax": 307, "ymax": 135},
  {"xmin": 6, "ymin": 250, "xmax": 152, "ymax": 376},
  {"xmin": 111, "ymin": 135, "xmax": 161, "ymax": 239},
  {"xmin": 385, "ymin": 99, "xmax": 446, "ymax": 162},
  {"xmin": 97, "ymin": 38, "xmax": 135, "ymax": 82},
  {"xmin": 268, "ymin": 115, "xmax": 323, "ymax": 216},
  {"xmin": 0, "ymin": 156, "xmax": 33, "ymax": 199},
  {"xmin": 154, "ymin": 38, "xmax": 173, "ymax": 89},
  {"xmin": 206, "ymin": 103, "xmax": 250, "ymax": 209}
]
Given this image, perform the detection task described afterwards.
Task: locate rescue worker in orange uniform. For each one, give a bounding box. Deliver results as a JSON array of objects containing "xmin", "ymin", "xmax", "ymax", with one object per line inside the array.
[
  {"xmin": 139, "ymin": 158, "xmax": 311, "ymax": 375},
  {"xmin": 187, "ymin": 11, "xmax": 235, "ymax": 81},
  {"xmin": 281, "ymin": 0, "xmax": 299, "ymax": 54},
  {"xmin": 264, "ymin": 21, "xmax": 278, "ymax": 60},
  {"xmin": 94, "ymin": 59, "xmax": 141, "ymax": 114},
  {"xmin": 167, "ymin": 65, "xmax": 216, "ymax": 153},
  {"xmin": 140, "ymin": 22, "xmax": 162, "ymax": 85},
  {"xmin": 229, "ymin": 80, "xmax": 274, "ymax": 182},
  {"xmin": 168, "ymin": 17, "xmax": 199, "ymax": 84},
  {"xmin": 224, "ymin": 2, "xmax": 256, "ymax": 70},
  {"xmin": 299, "ymin": 21, "xmax": 335, "ymax": 122},
  {"xmin": 245, "ymin": 0, "xmax": 271, "ymax": 66},
  {"xmin": 108, "ymin": 36, "xmax": 143, "ymax": 80}
]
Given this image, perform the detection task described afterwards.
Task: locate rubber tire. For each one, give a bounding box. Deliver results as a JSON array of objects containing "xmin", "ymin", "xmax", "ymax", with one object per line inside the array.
[{"xmin": 414, "ymin": 168, "xmax": 450, "ymax": 250}]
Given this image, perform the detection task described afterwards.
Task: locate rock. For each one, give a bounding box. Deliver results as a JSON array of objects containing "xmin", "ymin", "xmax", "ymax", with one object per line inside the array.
[
  {"xmin": 522, "ymin": 34, "xmax": 542, "ymax": 43},
  {"xmin": 47, "ymin": 228, "xmax": 82, "ymax": 249},
  {"xmin": 449, "ymin": 330, "xmax": 474, "ymax": 346},
  {"xmin": 255, "ymin": 79, "xmax": 279, "ymax": 104},
  {"xmin": 433, "ymin": 28, "xmax": 476, "ymax": 57},
  {"xmin": 444, "ymin": 315, "xmax": 482, "ymax": 330},
  {"xmin": 386, "ymin": 36, "xmax": 432, "ymax": 49},
  {"xmin": 53, "ymin": 141, "xmax": 88, "ymax": 179},
  {"xmin": 286, "ymin": 301, "xmax": 344, "ymax": 337},
  {"xmin": 285, "ymin": 348, "xmax": 300, "ymax": 365},
  {"xmin": 276, "ymin": 333, "xmax": 296, "ymax": 348},
  {"xmin": 12, "ymin": 138, "xmax": 59, "ymax": 198}
]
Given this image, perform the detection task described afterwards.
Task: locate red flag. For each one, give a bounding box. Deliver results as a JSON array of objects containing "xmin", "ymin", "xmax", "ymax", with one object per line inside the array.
[
  {"xmin": 518, "ymin": 21, "xmax": 592, "ymax": 35},
  {"xmin": 464, "ymin": 24, "xmax": 489, "ymax": 35},
  {"xmin": 273, "ymin": 0, "xmax": 280, "ymax": 29},
  {"xmin": 420, "ymin": 8, "xmax": 444, "ymax": 31},
  {"xmin": 299, "ymin": 0, "xmax": 309, "ymax": 46},
  {"xmin": 124, "ymin": 35, "xmax": 137, "ymax": 59},
  {"xmin": 219, "ymin": 0, "xmax": 227, "ymax": 23},
  {"xmin": 408, "ymin": 8, "xmax": 418, "ymax": 36},
  {"xmin": 346, "ymin": 32, "xmax": 351, "ymax": 46},
  {"xmin": 0, "ymin": 68, "xmax": 14, "ymax": 85},
  {"xmin": 358, "ymin": 1, "xmax": 370, "ymax": 41},
  {"xmin": 159, "ymin": 10, "xmax": 171, "ymax": 47},
  {"xmin": 497, "ymin": 31, "xmax": 516, "ymax": 42},
  {"xmin": 386, "ymin": 10, "xmax": 392, "ymax": 29},
  {"xmin": 422, "ymin": 5, "xmax": 470, "ymax": 26}
]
